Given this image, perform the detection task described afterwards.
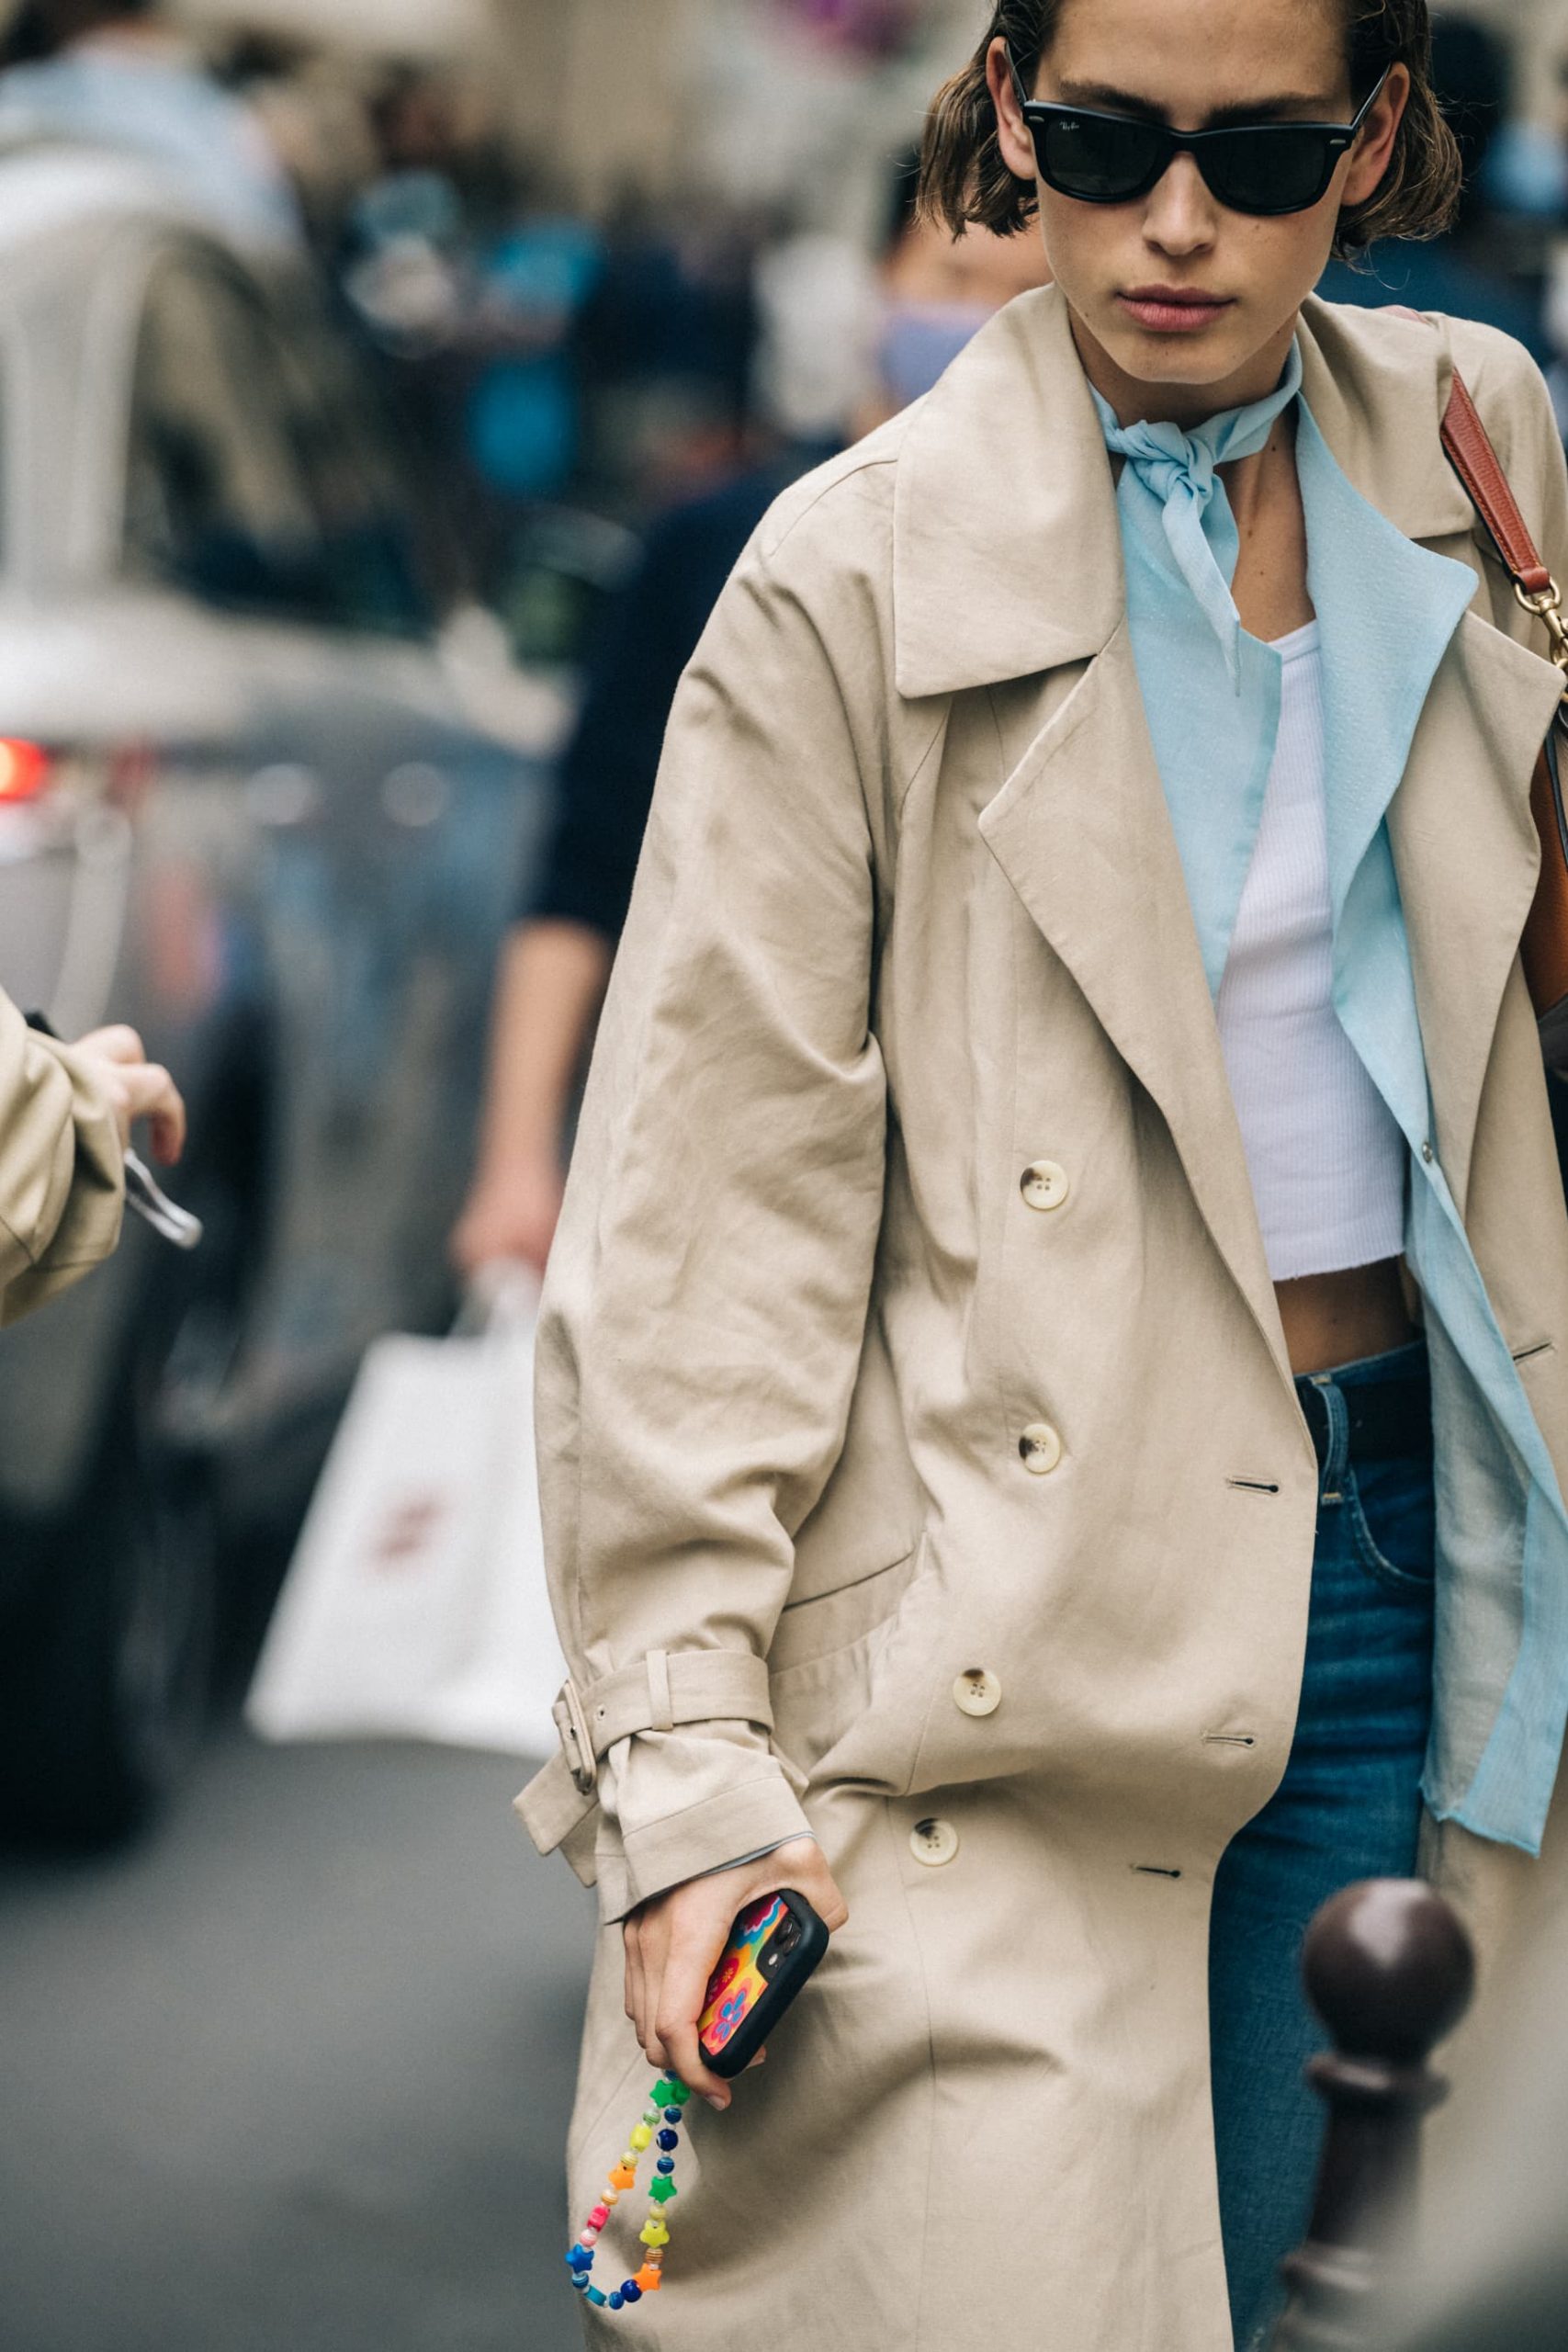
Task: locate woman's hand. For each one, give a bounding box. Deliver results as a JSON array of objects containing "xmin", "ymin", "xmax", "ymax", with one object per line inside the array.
[
  {"xmin": 624, "ymin": 1836, "xmax": 848, "ymax": 2108},
  {"xmin": 72, "ymin": 1025, "xmax": 186, "ymax": 1166}
]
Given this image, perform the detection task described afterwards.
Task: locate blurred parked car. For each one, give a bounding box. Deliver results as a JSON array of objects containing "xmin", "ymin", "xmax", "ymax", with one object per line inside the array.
[{"xmin": 0, "ymin": 142, "xmax": 568, "ymax": 1843}]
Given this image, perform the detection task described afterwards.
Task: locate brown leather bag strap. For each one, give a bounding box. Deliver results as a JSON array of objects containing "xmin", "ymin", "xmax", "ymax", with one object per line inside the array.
[
  {"xmin": 1438, "ymin": 364, "xmax": 1568, "ymax": 679},
  {"xmin": 1441, "ymin": 370, "xmax": 1556, "ymax": 599}
]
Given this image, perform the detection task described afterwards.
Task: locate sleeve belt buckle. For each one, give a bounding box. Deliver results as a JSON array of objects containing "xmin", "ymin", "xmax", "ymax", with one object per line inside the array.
[{"xmin": 554, "ymin": 1679, "xmax": 597, "ymax": 1797}]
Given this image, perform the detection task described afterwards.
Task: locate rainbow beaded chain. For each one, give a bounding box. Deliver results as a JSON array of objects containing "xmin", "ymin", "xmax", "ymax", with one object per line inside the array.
[{"xmin": 565, "ymin": 2072, "xmax": 692, "ymax": 2312}]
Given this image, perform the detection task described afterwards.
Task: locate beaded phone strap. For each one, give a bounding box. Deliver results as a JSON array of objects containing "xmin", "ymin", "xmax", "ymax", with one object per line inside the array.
[{"xmin": 565, "ymin": 2072, "xmax": 692, "ymax": 2312}]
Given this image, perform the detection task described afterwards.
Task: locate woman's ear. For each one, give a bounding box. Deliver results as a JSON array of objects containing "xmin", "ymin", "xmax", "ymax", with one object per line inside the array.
[
  {"xmin": 986, "ymin": 38, "xmax": 1042, "ymax": 187},
  {"xmin": 1340, "ymin": 62, "xmax": 1410, "ymax": 209}
]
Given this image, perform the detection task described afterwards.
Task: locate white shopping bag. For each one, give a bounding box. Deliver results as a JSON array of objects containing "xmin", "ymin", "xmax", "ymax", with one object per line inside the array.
[{"xmin": 245, "ymin": 1272, "xmax": 565, "ymax": 1758}]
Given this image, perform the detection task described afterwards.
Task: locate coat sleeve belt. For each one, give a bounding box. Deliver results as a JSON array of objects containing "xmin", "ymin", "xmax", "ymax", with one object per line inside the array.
[{"xmin": 513, "ymin": 1651, "xmax": 777, "ymax": 1868}]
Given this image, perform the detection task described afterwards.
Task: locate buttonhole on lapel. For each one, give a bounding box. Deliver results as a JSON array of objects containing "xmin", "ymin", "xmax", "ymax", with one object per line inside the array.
[
  {"xmin": 1512, "ymin": 1341, "xmax": 1555, "ymax": 1365},
  {"xmin": 1133, "ymin": 1864, "xmax": 1183, "ymax": 1879},
  {"xmin": 1203, "ymin": 1732, "xmax": 1258, "ymax": 1748},
  {"xmin": 1226, "ymin": 1478, "xmax": 1280, "ymax": 1495}
]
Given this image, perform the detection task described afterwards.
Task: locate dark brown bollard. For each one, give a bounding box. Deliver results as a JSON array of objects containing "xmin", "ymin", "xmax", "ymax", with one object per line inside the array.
[{"xmin": 1269, "ymin": 1879, "xmax": 1475, "ymax": 2352}]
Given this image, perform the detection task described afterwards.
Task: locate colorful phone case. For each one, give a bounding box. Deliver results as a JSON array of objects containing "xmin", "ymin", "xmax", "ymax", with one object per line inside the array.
[{"xmin": 695, "ymin": 1889, "xmax": 829, "ymax": 2079}]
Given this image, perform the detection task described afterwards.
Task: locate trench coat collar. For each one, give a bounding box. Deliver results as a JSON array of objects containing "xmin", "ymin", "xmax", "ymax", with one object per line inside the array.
[{"xmin": 893, "ymin": 283, "xmax": 1478, "ymax": 702}]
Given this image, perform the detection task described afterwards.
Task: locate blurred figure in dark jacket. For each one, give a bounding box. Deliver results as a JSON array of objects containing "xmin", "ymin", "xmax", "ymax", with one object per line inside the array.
[{"xmin": 451, "ymin": 169, "xmax": 1049, "ymax": 1278}]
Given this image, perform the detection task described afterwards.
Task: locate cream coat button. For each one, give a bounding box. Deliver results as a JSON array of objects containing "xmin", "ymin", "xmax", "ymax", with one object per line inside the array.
[
  {"xmin": 1020, "ymin": 1422, "xmax": 1063, "ymax": 1476},
  {"xmin": 1021, "ymin": 1159, "xmax": 1070, "ymax": 1212},
  {"xmin": 953, "ymin": 1668, "xmax": 1002, "ymax": 1717},
  {"xmin": 910, "ymin": 1816, "xmax": 960, "ymax": 1866}
]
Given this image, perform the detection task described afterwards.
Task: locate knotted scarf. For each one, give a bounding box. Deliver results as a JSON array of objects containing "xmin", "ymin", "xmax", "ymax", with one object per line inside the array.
[{"xmin": 1089, "ymin": 344, "xmax": 1305, "ymax": 991}]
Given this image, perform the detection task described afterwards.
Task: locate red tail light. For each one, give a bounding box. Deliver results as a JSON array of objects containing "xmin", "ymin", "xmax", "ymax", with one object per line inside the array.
[{"xmin": 0, "ymin": 739, "xmax": 51, "ymax": 804}]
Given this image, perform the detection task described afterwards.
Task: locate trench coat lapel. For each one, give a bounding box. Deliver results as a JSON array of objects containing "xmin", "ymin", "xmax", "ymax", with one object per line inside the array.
[
  {"xmin": 1295, "ymin": 307, "xmax": 1565, "ymax": 1216},
  {"xmin": 977, "ymin": 629, "xmax": 1289, "ymax": 1379}
]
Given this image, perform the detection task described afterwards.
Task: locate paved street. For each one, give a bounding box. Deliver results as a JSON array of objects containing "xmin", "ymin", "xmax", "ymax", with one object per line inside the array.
[{"xmin": 0, "ymin": 1728, "xmax": 593, "ymax": 2352}]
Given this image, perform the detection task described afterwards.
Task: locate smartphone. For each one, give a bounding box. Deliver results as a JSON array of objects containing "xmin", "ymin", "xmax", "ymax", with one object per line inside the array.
[{"xmin": 695, "ymin": 1889, "xmax": 829, "ymax": 2080}]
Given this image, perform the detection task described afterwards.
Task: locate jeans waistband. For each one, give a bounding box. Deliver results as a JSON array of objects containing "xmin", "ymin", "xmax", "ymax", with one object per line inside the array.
[{"xmin": 1295, "ymin": 1339, "xmax": 1431, "ymax": 1488}]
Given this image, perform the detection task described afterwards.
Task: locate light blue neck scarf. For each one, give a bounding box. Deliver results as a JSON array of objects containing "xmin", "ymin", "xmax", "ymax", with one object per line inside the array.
[
  {"xmin": 1090, "ymin": 344, "xmax": 1304, "ymax": 993},
  {"xmin": 1091, "ymin": 342, "xmax": 1303, "ymax": 686}
]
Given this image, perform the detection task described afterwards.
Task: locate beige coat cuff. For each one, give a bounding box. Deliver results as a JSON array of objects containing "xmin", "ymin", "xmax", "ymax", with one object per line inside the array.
[
  {"xmin": 604, "ymin": 1750, "xmax": 811, "ymax": 1923},
  {"xmin": 513, "ymin": 1648, "xmax": 811, "ymax": 1922},
  {"xmin": 518, "ymin": 1742, "xmax": 811, "ymax": 1927},
  {"xmin": 0, "ymin": 996, "xmax": 125, "ymax": 1327}
]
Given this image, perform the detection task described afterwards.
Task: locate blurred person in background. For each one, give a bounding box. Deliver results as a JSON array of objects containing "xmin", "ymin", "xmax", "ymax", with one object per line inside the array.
[
  {"xmin": 0, "ymin": 992, "xmax": 184, "ymax": 1327},
  {"xmin": 460, "ymin": 157, "xmax": 605, "ymax": 554},
  {"xmin": 859, "ymin": 142, "xmax": 1055, "ymax": 428},
  {"xmin": 1318, "ymin": 14, "xmax": 1549, "ymax": 364},
  {"xmin": 512, "ymin": 0, "xmax": 1568, "ymax": 2346},
  {"xmin": 0, "ymin": 0, "xmax": 302, "ymax": 250},
  {"xmin": 342, "ymin": 83, "xmax": 610, "ymax": 594},
  {"xmin": 451, "ymin": 161, "xmax": 1048, "ymax": 1279},
  {"xmin": 572, "ymin": 185, "xmax": 762, "ymax": 514},
  {"xmin": 216, "ymin": 31, "xmax": 376, "ymax": 254},
  {"xmin": 1542, "ymin": 60, "xmax": 1568, "ymax": 445}
]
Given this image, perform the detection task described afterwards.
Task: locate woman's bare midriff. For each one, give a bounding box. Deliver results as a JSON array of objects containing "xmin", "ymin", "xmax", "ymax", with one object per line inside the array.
[{"xmin": 1277, "ymin": 1258, "xmax": 1416, "ymax": 1378}]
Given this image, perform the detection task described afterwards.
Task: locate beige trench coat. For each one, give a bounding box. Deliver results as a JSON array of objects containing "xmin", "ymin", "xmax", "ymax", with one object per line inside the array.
[
  {"xmin": 519, "ymin": 288, "xmax": 1568, "ymax": 2348},
  {"xmin": 0, "ymin": 989, "xmax": 122, "ymax": 1327}
]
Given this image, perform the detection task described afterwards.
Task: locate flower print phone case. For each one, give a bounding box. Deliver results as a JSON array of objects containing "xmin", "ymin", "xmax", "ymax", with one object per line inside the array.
[{"xmin": 695, "ymin": 1889, "xmax": 829, "ymax": 2079}]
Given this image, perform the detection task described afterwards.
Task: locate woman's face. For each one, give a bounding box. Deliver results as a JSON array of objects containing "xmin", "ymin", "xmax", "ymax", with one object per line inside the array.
[{"xmin": 987, "ymin": 0, "xmax": 1407, "ymax": 418}]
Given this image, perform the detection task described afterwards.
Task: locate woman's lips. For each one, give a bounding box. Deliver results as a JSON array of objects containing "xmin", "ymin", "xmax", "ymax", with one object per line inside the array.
[{"xmin": 1117, "ymin": 288, "xmax": 1235, "ymax": 334}]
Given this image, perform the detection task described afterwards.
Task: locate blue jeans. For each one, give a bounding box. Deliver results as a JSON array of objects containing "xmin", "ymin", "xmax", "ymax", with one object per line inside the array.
[{"xmin": 1208, "ymin": 1340, "xmax": 1437, "ymax": 2352}]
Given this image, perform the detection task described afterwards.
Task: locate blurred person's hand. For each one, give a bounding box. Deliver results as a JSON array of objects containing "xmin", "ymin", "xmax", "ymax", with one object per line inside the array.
[
  {"xmin": 450, "ymin": 1149, "xmax": 564, "ymax": 1280},
  {"xmin": 451, "ymin": 921, "xmax": 611, "ymax": 1285},
  {"xmin": 73, "ymin": 1025, "xmax": 186, "ymax": 1167},
  {"xmin": 624, "ymin": 1837, "xmax": 849, "ymax": 2107}
]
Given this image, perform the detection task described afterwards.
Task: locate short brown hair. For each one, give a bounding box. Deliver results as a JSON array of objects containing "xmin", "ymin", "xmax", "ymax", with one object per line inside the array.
[{"xmin": 919, "ymin": 0, "xmax": 1461, "ymax": 260}]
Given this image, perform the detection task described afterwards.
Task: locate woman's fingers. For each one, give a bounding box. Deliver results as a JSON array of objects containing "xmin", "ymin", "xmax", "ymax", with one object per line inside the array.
[
  {"xmin": 623, "ymin": 1917, "xmax": 645, "ymax": 2034},
  {"xmin": 655, "ymin": 1925, "xmax": 735, "ymax": 2109},
  {"xmin": 627, "ymin": 1912, "xmax": 672, "ymax": 2070},
  {"xmin": 127, "ymin": 1065, "xmax": 186, "ymax": 1165},
  {"xmin": 73, "ymin": 1024, "xmax": 145, "ymax": 1067},
  {"xmin": 71, "ymin": 1034, "xmax": 188, "ymax": 1162}
]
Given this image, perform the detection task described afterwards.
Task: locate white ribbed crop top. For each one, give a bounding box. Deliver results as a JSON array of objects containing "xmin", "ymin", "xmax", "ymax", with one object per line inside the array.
[{"xmin": 1214, "ymin": 622, "xmax": 1407, "ymax": 1283}]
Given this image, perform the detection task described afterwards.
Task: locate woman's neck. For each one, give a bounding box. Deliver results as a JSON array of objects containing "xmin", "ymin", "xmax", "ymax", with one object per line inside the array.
[{"xmin": 1070, "ymin": 307, "xmax": 1301, "ymax": 433}]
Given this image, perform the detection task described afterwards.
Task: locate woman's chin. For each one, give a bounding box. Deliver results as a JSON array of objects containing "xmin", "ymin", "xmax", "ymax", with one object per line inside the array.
[{"xmin": 1100, "ymin": 320, "xmax": 1256, "ymax": 388}]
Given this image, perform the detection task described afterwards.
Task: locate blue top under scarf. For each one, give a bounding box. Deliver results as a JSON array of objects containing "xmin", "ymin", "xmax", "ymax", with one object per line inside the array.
[{"xmin": 1090, "ymin": 345, "xmax": 1302, "ymax": 995}]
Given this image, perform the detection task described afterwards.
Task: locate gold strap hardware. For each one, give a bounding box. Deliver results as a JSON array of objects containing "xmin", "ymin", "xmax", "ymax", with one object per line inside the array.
[{"xmin": 1516, "ymin": 577, "xmax": 1568, "ymax": 695}]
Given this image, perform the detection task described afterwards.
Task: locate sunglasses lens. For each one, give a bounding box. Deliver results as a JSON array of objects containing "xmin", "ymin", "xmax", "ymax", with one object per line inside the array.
[
  {"xmin": 1038, "ymin": 112, "xmax": 1167, "ymax": 201},
  {"xmin": 1203, "ymin": 126, "xmax": 1333, "ymax": 215}
]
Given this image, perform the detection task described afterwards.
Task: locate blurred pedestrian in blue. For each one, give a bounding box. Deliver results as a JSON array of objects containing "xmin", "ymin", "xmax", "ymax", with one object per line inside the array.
[
  {"xmin": 1318, "ymin": 16, "xmax": 1549, "ymax": 363},
  {"xmin": 0, "ymin": 0, "xmax": 302, "ymax": 251},
  {"xmin": 464, "ymin": 196, "xmax": 605, "ymax": 507}
]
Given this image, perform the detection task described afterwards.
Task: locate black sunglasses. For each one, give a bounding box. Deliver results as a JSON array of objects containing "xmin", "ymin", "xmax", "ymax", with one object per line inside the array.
[{"xmin": 1007, "ymin": 52, "xmax": 1390, "ymax": 219}]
